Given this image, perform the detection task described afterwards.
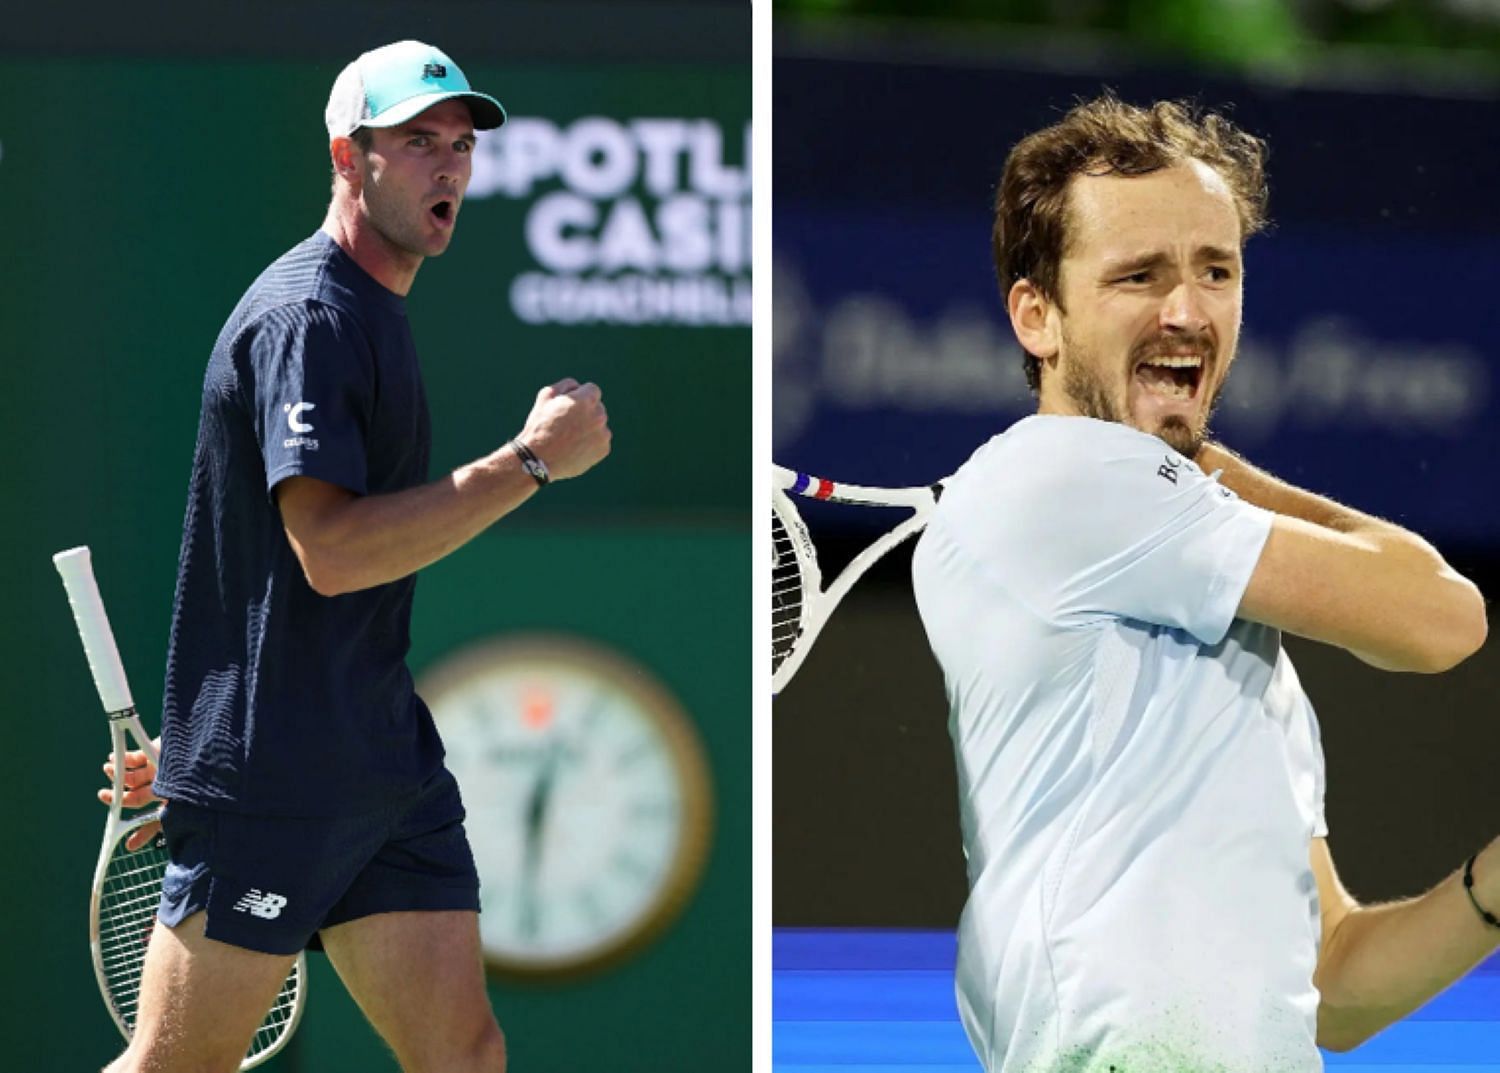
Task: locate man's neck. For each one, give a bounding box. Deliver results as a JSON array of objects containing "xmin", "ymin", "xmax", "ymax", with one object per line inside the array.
[
  {"xmin": 1035, "ymin": 380, "xmax": 1082, "ymax": 418},
  {"xmin": 321, "ymin": 198, "xmax": 421, "ymax": 296}
]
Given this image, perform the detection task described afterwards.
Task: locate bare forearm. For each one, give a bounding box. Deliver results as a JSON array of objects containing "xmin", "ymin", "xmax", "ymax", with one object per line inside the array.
[
  {"xmin": 281, "ymin": 379, "xmax": 610, "ymax": 596},
  {"xmin": 291, "ymin": 446, "xmax": 537, "ymax": 595},
  {"xmin": 1316, "ymin": 839, "xmax": 1500, "ymax": 1050},
  {"xmin": 1200, "ymin": 442, "xmax": 1421, "ymax": 541}
]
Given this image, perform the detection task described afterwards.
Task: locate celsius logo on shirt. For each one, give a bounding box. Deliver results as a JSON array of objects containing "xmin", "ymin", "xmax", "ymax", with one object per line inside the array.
[{"xmin": 283, "ymin": 402, "xmax": 319, "ymax": 450}]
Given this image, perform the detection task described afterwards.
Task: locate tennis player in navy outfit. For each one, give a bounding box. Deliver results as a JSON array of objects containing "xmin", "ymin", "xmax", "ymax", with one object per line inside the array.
[{"xmin": 96, "ymin": 41, "xmax": 610, "ymax": 1073}]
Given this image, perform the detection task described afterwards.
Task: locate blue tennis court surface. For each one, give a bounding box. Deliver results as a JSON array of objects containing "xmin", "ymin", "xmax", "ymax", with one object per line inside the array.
[{"xmin": 774, "ymin": 929, "xmax": 1500, "ymax": 1072}]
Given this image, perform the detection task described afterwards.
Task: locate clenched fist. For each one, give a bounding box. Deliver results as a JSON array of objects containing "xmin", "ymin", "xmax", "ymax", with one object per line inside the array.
[{"xmin": 515, "ymin": 378, "xmax": 612, "ymax": 481}]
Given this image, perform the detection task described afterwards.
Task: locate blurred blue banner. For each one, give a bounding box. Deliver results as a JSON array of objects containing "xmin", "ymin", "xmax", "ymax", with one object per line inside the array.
[{"xmin": 774, "ymin": 54, "xmax": 1500, "ymax": 546}]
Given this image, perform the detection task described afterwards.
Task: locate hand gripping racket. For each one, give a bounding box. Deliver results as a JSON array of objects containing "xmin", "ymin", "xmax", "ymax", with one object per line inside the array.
[
  {"xmin": 772, "ymin": 465, "xmax": 943, "ymax": 693},
  {"xmin": 54, "ymin": 547, "xmax": 306, "ymax": 1068}
]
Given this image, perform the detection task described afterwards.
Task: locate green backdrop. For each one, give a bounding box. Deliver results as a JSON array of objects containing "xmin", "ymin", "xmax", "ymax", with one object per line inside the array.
[{"xmin": 0, "ymin": 56, "xmax": 748, "ymax": 1070}]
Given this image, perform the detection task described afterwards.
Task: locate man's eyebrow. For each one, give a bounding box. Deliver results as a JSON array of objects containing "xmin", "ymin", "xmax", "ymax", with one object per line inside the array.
[
  {"xmin": 1197, "ymin": 245, "xmax": 1240, "ymax": 264},
  {"xmin": 1100, "ymin": 246, "xmax": 1241, "ymax": 276},
  {"xmin": 1100, "ymin": 251, "xmax": 1169, "ymax": 276}
]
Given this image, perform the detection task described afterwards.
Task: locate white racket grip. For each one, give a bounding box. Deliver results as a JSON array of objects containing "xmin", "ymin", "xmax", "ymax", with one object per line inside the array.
[{"xmin": 53, "ymin": 547, "xmax": 137, "ymax": 714}]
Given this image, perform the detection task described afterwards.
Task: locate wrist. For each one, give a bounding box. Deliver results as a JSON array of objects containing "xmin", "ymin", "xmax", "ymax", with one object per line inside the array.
[{"xmin": 508, "ymin": 437, "xmax": 550, "ymax": 487}]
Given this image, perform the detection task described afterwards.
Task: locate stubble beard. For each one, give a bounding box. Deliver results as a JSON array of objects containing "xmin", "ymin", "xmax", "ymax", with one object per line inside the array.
[
  {"xmin": 364, "ymin": 176, "xmax": 443, "ymax": 260},
  {"xmin": 1057, "ymin": 335, "xmax": 1220, "ymax": 459}
]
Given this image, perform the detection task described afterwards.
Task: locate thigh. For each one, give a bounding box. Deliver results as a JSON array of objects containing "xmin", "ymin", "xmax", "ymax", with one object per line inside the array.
[
  {"xmin": 124, "ymin": 910, "xmax": 298, "ymax": 1073},
  {"xmin": 320, "ymin": 909, "xmax": 503, "ymax": 1070}
]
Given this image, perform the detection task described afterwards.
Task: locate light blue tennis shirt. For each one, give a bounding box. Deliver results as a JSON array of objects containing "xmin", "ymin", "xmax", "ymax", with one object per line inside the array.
[{"xmin": 912, "ymin": 415, "xmax": 1328, "ymax": 1073}]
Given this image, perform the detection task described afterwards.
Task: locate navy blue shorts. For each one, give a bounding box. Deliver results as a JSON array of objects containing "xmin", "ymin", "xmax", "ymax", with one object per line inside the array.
[{"xmin": 157, "ymin": 767, "xmax": 480, "ymax": 955}]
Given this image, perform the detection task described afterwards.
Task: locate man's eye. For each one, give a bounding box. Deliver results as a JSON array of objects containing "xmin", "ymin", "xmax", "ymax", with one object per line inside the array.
[
  {"xmin": 1206, "ymin": 266, "xmax": 1233, "ymax": 282},
  {"xmin": 1117, "ymin": 271, "xmax": 1151, "ymax": 285},
  {"xmin": 410, "ymin": 136, "xmax": 431, "ymax": 148},
  {"xmin": 455, "ymin": 141, "xmax": 473, "ymax": 153}
]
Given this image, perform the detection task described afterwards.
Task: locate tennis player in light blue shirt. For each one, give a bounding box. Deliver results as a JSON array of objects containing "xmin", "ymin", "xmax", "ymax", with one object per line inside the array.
[
  {"xmin": 918, "ymin": 417, "xmax": 1323, "ymax": 1070},
  {"xmin": 912, "ymin": 97, "xmax": 1498, "ymax": 1072}
]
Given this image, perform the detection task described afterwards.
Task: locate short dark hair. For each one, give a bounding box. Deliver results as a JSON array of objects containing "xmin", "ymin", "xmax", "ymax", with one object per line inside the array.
[{"xmin": 993, "ymin": 96, "xmax": 1269, "ymax": 393}]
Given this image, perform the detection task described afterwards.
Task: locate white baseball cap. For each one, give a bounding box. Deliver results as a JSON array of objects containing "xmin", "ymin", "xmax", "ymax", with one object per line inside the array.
[{"xmin": 324, "ymin": 40, "xmax": 506, "ymax": 139}]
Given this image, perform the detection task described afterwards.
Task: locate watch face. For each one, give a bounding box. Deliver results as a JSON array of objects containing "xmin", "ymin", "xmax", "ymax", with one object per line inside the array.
[{"xmin": 419, "ymin": 636, "xmax": 712, "ymax": 977}]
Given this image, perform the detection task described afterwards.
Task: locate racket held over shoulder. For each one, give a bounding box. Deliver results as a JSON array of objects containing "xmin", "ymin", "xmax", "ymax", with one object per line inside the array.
[
  {"xmin": 771, "ymin": 465, "xmax": 943, "ymax": 693},
  {"xmin": 53, "ymin": 546, "xmax": 306, "ymax": 1069}
]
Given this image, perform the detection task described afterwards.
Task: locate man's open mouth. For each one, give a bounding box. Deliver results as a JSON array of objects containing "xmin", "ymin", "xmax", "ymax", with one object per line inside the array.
[
  {"xmin": 431, "ymin": 200, "xmax": 454, "ymax": 222},
  {"xmin": 1134, "ymin": 355, "xmax": 1205, "ymax": 400}
]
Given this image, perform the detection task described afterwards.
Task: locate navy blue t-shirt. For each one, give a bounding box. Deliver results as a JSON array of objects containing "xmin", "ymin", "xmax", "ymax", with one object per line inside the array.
[{"xmin": 155, "ymin": 231, "xmax": 443, "ymax": 817}]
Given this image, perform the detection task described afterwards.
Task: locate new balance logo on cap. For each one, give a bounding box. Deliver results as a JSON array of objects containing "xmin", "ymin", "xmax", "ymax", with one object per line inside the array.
[
  {"xmin": 233, "ymin": 889, "xmax": 290, "ymax": 920},
  {"xmin": 423, "ymin": 63, "xmax": 447, "ymax": 79}
]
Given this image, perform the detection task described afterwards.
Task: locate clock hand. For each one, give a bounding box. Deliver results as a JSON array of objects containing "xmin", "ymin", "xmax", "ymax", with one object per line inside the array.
[
  {"xmin": 519, "ymin": 823, "xmax": 541, "ymax": 940},
  {"xmin": 518, "ymin": 873, "xmax": 538, "ymax": 940},
  {"xmin": 519, "ymin": 737, "xmax": 564, "ymax": 940},
  {"xmin": 527, "ymin": 737, "xmax": 564, "ymax": 839}
]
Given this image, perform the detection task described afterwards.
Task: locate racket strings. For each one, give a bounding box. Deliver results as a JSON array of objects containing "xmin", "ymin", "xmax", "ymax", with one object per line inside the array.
[
  {"xmin": 97, "ymin": 836, "xmax": 169, "ymax": 1024},
  {"xmin": 250, "ymin": 964, "xmax": 302, "ymax": 1056},
  {"xmin": 772, "ymin": 509, "xmax": 806, "ymax": 672},
  {"xmin": 96, "ymin": 832, "xmax": 301, "ymax": 1058}
]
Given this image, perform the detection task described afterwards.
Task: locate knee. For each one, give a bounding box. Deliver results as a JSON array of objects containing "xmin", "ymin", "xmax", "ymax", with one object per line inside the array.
[{"xmin": 414, "ymin": 1021, "xmax": 506, "ymax": 1073}]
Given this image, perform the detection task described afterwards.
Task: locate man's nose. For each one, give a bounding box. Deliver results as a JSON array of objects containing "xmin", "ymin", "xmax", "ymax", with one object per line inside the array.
[
  {"xmin": 436, "ymin": 149, "xmax": 470, "ymax": 187},
  {"xmin": 1160, "ymin": 281, "xmax": 1210, "ymax": 334}
]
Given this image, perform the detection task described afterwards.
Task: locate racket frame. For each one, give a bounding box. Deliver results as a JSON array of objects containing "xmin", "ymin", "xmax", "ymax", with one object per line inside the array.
[
  {"xmin": 90, "ymin": 709, "xmax": 167, "ymax": 1042},
  {"xmin": 55, "ymin": 546, "xmax": 306, "ymax": 1069},
  {"xmin": 771, "ymin": 465, "xmax": 941, "ymax": 692}
]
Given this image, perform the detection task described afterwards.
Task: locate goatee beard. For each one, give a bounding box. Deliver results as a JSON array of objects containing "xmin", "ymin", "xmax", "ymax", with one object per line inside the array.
[{"xmin": 1155, "ymin": 417, "xmax": 1204, "ymax": 458}]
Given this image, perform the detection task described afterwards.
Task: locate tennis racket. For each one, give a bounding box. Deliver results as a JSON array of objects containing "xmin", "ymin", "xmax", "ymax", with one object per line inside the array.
[
  {"xmin": 53, "ymin": 546, "xmax": 306, "ymax": 1069},
  {"xmin": 772, "ymin": 465, "xmax": 943, "ymax": 693}
]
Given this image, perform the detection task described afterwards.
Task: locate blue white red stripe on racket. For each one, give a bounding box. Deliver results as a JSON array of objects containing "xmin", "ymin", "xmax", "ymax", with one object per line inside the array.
[{"xmin": 771, "ymin": 465, "xmax": 943, "ymax": 693}]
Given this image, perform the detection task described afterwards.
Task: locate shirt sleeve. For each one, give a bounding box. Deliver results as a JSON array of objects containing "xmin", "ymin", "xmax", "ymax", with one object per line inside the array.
[
  {"xmin": 964, "ymin": 418, "xmax": 1274, "ymax": 644},
  {"xmin": 241, "ymin": 302, "xmax": 374, "ymax": 498}
]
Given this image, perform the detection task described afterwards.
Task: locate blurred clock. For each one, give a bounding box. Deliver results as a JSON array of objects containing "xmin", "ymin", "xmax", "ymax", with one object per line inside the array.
[{"xmin": 418, "ymin": 635, "xmax": 713, "ymax": 978}]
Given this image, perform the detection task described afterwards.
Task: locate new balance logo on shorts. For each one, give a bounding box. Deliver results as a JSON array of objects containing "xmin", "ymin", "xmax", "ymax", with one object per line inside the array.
[{"xmin": 233, "ymin": 889, "xmax": 290, "ymax": 920}]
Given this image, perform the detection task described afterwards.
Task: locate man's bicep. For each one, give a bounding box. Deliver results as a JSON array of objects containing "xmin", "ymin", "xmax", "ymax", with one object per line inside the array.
[
  {"xmin": 276, "ymin": 475, "xmax": 356, "ymax": 555},
  {"xmin": 1239, "ymin": 516, "xmax": 1400, "ymax": 659}
]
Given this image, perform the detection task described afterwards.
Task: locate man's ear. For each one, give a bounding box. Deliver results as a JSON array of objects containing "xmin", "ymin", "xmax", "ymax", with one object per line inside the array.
[
  {"xmin": 330, "ymin": 136, "xmax": 362, "ymax": 187},
  {"xmin": 1007, "ymin": 278, "xmax": 1060, "ymax": 362}
]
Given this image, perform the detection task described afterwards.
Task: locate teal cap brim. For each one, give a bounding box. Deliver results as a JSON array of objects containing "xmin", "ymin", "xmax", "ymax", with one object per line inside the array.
[{"xmin": 364, "ymin": 90, "xmax": 506, "ymax": 131}]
